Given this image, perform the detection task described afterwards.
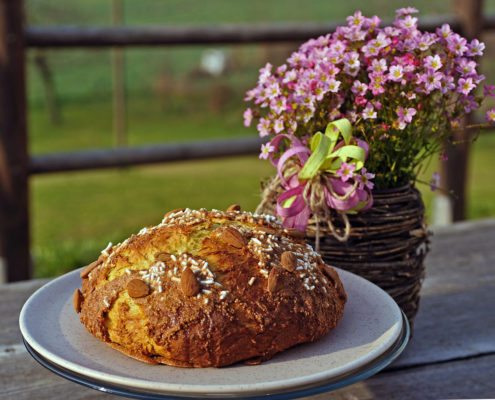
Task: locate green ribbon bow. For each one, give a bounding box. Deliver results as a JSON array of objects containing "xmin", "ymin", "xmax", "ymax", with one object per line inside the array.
[{"xmin": 298, "ymin": 118, "xmax": 366, "ymax": 181}]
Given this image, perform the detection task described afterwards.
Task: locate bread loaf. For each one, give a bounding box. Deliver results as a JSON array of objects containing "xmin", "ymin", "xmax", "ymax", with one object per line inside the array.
[{"xmin": 75, "ymin": 207, "xmax": 346, "ymax": 367}]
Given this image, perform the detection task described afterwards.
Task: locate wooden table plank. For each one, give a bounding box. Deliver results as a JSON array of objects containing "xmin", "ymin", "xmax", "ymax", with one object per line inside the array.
[
  {"xmin": 0, "ymin": 352, "xmax": 116, "ymax": 400},
  {"xmin": 422, "ymin": 218, "xmax": 495, "ymax": 296},
  {"xmin": 392, "ymin": 283, "xmax": 495, "ymax": 368},
  {"xmin": 315, "ymin": 354, "xmax": 495, "ymax": 400},
  {"xmin": 0, "ymin": 279, "xmax": 48, "ymax": 346}
]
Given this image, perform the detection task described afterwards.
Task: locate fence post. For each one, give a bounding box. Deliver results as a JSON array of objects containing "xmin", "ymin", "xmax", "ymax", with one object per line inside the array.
[
  {"xmin": 0, "ymin": 0, "xmax": 30, "ymax": 282},
  {"xmin": 112, "ymin": 0, "xmax": 126, "ymax": 148},
  {"xmin": 439, "ymin": 0, "xmax": 483, "ymax": 222}
]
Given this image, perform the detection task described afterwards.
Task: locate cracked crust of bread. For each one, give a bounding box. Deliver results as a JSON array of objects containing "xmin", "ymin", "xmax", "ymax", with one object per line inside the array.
[{"xmin": 77, "ymin": 208, "xmax": 346, "ymax": 368}]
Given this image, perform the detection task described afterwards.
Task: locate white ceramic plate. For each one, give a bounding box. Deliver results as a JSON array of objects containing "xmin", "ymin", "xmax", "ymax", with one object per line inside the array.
[{"xmin": 20, "ymin": 268, "xmax": 408, "ymax": 399}]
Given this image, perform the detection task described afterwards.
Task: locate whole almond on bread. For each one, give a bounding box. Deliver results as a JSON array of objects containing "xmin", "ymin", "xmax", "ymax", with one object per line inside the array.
[
  {"xmin": 127, "ymin": 279, "xmax": 150, "ymax": 298},
  {"xmin": 221, "ymin": 226, "xmax": 245, "ymax": 248},
  {"xmin": 181, "ymin": 267, "xmax": 200, "ymax": 296},
  {"xmin": 281, "ymin": 251, "xmax": 297, "ymax": 272},
  {"xmin": 73, "ymin": 288, "xmax": 83, "ymax": 313}
]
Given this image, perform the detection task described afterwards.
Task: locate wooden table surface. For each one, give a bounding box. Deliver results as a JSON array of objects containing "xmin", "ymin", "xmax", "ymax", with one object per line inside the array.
[{"xmin": 2, "ymin": 218, "xmax": 495, "ymax": 400}]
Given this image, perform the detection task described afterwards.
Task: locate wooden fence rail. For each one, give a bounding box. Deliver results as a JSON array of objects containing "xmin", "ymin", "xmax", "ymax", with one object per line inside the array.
[
  {"xmin": 24, "ymin": 16, "xmax": 463, "ymax": 47},
  {"xmin": 0, "ymin": 0, "xmax": 488, "ymax": 282},
  {"xmin": 29, "ymin": 137, "xmax": 265, "ymax": 174}
]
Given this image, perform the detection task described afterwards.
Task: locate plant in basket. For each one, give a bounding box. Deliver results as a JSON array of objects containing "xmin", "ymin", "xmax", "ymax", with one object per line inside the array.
[{"xmin": 245, "ymin": 7, "xmax": 494, "ymax": 326}]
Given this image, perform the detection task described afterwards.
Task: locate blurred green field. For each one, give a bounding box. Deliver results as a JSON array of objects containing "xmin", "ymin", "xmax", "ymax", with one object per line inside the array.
[{"xmin": 25, "ymin": 0, "xmax": 495, "ymax": 277}]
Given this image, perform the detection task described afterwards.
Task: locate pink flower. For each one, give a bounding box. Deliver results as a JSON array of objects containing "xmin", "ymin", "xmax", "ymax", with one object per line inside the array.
[
  {"xmin": 456, "ymin": 58, "xmax": 477, "ymax": 76},
  {"xmin": 467, "ymin": 39, "xmax": 485, "ymax": 56},
  {"xmin": 330, "ymin": 40, "xmax": 346, "ymax": 54},
  {"xmin": 347, "ymin": 10, "xmax": 365, "ymax": 27},
  {"xmin": 369, "ymin": 58, "xmax": 388, "ymax": 74},
  {"xmin": 351, "ymin": 80, "xmax": 368, "ymax": 96},
  {"xmin": 483, "ymin": 84, "xmax": 495, "ymax": 98},
  {"xmin": 417, "ymin": 33, "xmax": 437, "ymax": 51},
  {"xmin": 358, "ymin": 167, "xmax": 375, "ymax": 190},
  {"xmin": 372, "ymin": 32, "xmax": 391, "ymax": 49},
  {"xmin": 365, "ymin": 15, "xmax": 381, "ymax": 29},
  {"xmin": 259, "ymin": 143, "xmax": 275, "ymax": 160},
  {"xmin": 361, "ymin": 43, "xmax": 381, "ymax": 58},
  {"xmin": 424, "ymin": 70, "xmax": 444, "ymax": 92},
  {"xmin": 401, "ymin": 91, "xmax": 417, "ymax": 100},
  {"xmin": 258, "ymin": 63, "xmax": 273, "ymax": 84},
  {"xmin": 283, "ymin": 69, "xmax": 297, "ymax": 83},
  {"xmin": 266, "ymin": 82, "xmax": 281, "ymax": 99},
  {"xmin": 396, "ymin": 106, "xmax": 417, "ymax": 129},
  {"xmin": 396, "ymin": 7, "xmax": 419, "ymax": 15},
  {"xmin": 362, "ymin": 103, "xmax": 377, "ymax": 119},
  {"xmin": 273, "ymin": 118, "xmax": 285, "ymax": 133},
  {"xmin": 486, "ymin": 107, "xmax": 495, "ymax": 122},
  {"xmin": 424, "ymin": 55, "xmax": 443, "ymax": 71},
  {"xmin": 344, "ymin": 53, "xmax": 360, "ymax": 77},
  {"xmin": 457, "ymin": 77, "xmax": 475, "ymax": 95},
  {"xmin": 355, "ymin": 96, "xmax": 368, "ymax": 106},
  {"xmin": 243, "ymin": 108, "xmax": 253, "ymax": 127},
  {"xmin": 257, "ymin": 118, "xmax": 271, "ymax": 137},
  {"xmin": 270, "ymin": 97, "xmax": 287, "ymax": 115},
  {"xmin": 336, "ymin": 162, "xmax": 356, "ymax": 182},
  {"xmin": 396, "ymin": 15, "xmax": 418, "ymax": 30},
  {"xmin": 461, "ymin": 96, "xmax": 477, "ymax": 113},
  {"xmin": 447, "ymin": 35, "xmax": 468, "ymax": 56},
  {"xmin": 327, "ymin": 78, "xmax": 341, "ymax": 93},
  {"xmin": 287, "ymin": 51, "xmax": 306, "ymax": 67},
  {"xmin": 439, "ymin": 75, "xmax": 455, "ymax": 94},
  {"xmin": 370, "ymin": 80, "xmax": 385, "ymax": 95},
  {"xmin": 388, "ymin": 65, "xmax": 404, "ymax": 81},
  {"xmin": 244, "ymin": 87, "xmax": 257, "ymax": 101},
  {"xmin": 430, "ymin": 172, "xmax": 440, "ymax": 191},
  {"xmin": 437, "ymin": 24, "xmax": 452, "ymax": 39}
]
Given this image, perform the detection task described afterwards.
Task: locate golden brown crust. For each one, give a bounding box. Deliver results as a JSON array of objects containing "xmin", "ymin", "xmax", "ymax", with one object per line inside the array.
[{"xmin": 78, "ymin": 208, "xmax": 346, "ymax": 367}]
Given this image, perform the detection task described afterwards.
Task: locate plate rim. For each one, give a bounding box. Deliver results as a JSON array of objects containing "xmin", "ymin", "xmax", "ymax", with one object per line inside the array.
[
  {"xmin": 23, "ymin": 314, "xmax": 409, "ymax": 400},
  {"xmin": 19, "ymin": 267, "xmax": 408, "ymax": 397}
]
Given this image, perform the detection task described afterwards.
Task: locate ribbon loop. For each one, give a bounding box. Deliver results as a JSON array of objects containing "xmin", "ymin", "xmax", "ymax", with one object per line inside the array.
[{"xmin": 274, "ymin": 118, "xmax": 374, "ymax": 234}]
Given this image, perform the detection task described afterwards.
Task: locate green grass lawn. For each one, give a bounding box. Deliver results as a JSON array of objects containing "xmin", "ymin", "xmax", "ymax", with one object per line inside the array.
[{"xmin": 31, "ymin": 156, "xmax": 274, "ymax": 277}]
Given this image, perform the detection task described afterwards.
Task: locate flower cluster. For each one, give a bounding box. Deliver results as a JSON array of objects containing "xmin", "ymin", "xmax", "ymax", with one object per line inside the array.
[{"xmin": 245, "ymin": 7, "xmax": 493, "ymax": 189}]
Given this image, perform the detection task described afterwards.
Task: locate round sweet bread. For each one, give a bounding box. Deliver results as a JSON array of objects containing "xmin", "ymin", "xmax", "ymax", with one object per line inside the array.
[{"xmin": 75, "ymin": 207, "xmax": 347, "ymax": 367}]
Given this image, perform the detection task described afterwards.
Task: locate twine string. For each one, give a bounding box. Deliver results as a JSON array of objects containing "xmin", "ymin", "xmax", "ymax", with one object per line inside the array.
[
  {"xmin": 256, "ymin": 172, "xmax": 351, "ymax": 243},
  {"xmin": 304, "ymin": 173, "xmax": 351, "ymax": 243}
]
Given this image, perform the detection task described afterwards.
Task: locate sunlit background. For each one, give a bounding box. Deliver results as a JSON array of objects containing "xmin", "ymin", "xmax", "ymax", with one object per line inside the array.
[{"xmin": 24, "ymin": 0, "xmax": 495, "ymax": 277}]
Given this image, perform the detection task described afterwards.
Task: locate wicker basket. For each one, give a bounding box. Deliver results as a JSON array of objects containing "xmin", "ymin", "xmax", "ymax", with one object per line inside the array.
[{"xmin": 256, "ymin": 181, "xmax": 429, "ymax": 328}]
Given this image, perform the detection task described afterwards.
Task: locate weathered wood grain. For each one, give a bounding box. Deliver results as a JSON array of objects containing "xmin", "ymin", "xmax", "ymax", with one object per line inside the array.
[
  {"xmin": 0, "ymin": 351, "xmax": 116, "ymax": 399},
  {"xmin": 423, "ymin": 218, "xmax": 495, "ymax": 296},
  {"xmin": 0, "ymin": 279, "xmax": 47, "ymax": 346},
  {"xmin": 313, "ymin": 354, "xmax": 495, "ymax": 400},
  {"xmin": 393, "ymin": 284, "xmax": 495, "ymax": 368}
]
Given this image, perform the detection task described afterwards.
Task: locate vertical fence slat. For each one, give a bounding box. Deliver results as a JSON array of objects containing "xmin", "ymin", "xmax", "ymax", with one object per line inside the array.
[
  {"xmin": 112, "ymin": 0, "xmax": 126, "ymax": 148},
  {"xmin": 0, "ymin": 0, "xmax": 30, "ymax": 282},
  {"xmin": 441, "ymin": 0, "xmax": 484, "ymax": 221}
]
